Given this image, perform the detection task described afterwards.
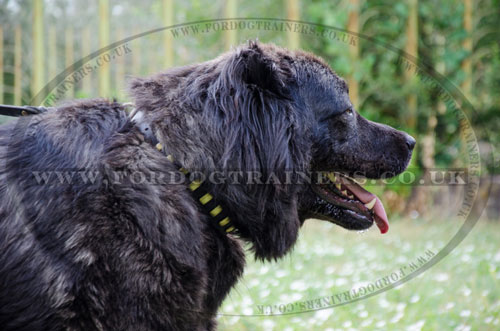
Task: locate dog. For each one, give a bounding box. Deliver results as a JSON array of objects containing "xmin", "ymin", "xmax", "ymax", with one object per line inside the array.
[{"xmin": 0, "ymin": 42, "xmax": 414, "ymax": 330}]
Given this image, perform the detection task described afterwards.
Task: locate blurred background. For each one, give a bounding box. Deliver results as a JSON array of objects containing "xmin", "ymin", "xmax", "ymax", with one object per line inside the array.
[{"xmin": 0, "ymin": 0, "xmax": 499, "ymax": 330}]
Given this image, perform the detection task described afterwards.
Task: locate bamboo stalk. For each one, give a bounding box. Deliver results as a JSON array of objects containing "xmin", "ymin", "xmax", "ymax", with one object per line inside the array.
[
  {"xmin": 14, "ymin": 26, "xmax": 21, "ymax": 105},
  {"xmin": 347, "ymin": 0, "xmax": 359, "ymax": 108},
  {"xmin": 81, "ymin": 27, "xmax": 92, "ymax": 95},
  {"xmin": 132, "ymin": 29, "xmax": 141, "ymax": 75},
  {"xmin": 147, "ymin": 35, "xmax": 156, "ymax": 75},
  {"xmin": 402, "ymin": 0, "xmax": 423, "ymax": 216},
  {"xmin": 32, "ymin": 0, "xmax": 44, "ymax": 100},
  {"xmin": 224, "ymin": 0, "xmax": 237, "ymax": 50},
  {"xmin": 0, "ymin": 26, "xmax": 3, "ymax": 104},
  {"xmin": 65, "ymin": 27, "xmax": 74, "ymax": 98},
  {"xmin": 48, "ymin": 25, "xmax": 57, "ymax": 81},
  {"xmin": 163, "ymin": 0, "xmax": 173, "ymax": 68},
  {"xmin": 405, "ymin": 0, "xmax": 418, "ymax": 128},
  {"xmin": 461, "ymin": 0, "xmax": 472, "ymax": 97},
  {"xmin": 115, "ymin": 29, "xmax": 125, "ymax": 99},
  {"xmin": 99, "ymin": 0, "xmax": 110, "ymax": 97},
  {"xmin": 286, "ymin": 0, "xmax": 300, "ymax": 50}
]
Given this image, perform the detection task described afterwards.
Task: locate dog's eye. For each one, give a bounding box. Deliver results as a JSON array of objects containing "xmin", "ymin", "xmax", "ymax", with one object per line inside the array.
[
  {"xmin": 344, "ymin": 108, "xmax": 353, "ymax": 116},
  {"xmin": 323, "ymin": 107, "xmax": 353, "ymax": 121}
]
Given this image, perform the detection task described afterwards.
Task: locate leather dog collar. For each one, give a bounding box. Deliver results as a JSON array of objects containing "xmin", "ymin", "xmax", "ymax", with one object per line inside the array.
[{"xmin": 131, "ymin": 109, "xmax": 237, "ymax": 235}]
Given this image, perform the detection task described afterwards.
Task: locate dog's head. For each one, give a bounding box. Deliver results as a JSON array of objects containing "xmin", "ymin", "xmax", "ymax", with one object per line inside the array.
[{"xmin": 130, "ymin": 41, "xmax": 415, "ymax": 260}]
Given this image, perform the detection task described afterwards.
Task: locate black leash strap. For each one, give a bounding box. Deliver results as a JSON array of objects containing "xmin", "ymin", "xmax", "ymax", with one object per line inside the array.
[{"xmin": 0, "ymin": 104, "xmax": 50, "ymax": 117}]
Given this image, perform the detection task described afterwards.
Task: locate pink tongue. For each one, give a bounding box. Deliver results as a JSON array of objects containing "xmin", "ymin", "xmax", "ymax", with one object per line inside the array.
[{"xmin": 343, "ymin": 181, "xmax": 389, "ymax": 234}]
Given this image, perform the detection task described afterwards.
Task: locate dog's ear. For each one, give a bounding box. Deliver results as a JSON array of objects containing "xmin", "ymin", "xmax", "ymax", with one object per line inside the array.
[
  {"xmin": 237, "ymin": 42, "xmax": 290, "ymax": 99},
  {"xmin": 209, "ymin": 42, "xmax": 309, "ymax": 261},
  {"xmin": 215, "ymin": 41, "xmax": 304, "ymax": 182}
]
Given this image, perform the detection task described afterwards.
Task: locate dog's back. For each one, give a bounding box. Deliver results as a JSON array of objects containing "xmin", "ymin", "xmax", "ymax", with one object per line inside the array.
[{"xmin": 0, "ymin": 100, "xmax": 129, "ymax": 329}]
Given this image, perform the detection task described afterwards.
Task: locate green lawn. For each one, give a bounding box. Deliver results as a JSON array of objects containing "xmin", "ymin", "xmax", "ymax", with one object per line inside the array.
[{"xmin": 217, "ymin": 218, "xmax": 500, "ymax": 330}]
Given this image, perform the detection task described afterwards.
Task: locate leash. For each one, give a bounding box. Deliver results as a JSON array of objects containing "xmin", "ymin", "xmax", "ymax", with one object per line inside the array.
[{"xmin": 0, "ymin": 104, "xmax": 51, "ymax": 117}]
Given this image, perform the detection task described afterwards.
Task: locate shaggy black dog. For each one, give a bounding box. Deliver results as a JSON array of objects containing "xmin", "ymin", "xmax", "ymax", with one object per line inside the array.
[{"xmin": 0, "ymin": 42, "xmax": 415, "ymax": 330}]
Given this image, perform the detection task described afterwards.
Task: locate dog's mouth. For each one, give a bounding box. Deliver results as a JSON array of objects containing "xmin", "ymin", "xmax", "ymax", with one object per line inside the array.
[{"xmin": 309, "ymin": 173, "xmax": 389, "ymax": 234}]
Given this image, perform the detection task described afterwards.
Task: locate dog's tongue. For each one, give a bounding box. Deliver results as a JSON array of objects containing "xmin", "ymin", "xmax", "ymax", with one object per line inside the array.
[{"xmin": 345, "ymin": 180, "xmax": 389, "ymax": 234}]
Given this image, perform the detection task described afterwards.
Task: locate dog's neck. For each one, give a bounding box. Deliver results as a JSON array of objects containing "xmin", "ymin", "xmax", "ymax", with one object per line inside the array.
[{"xmin": 131, "ymin": 109, "xmax": 238, "ymax": 236}]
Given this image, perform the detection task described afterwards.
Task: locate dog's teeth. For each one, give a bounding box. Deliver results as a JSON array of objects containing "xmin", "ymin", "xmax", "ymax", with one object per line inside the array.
[
  {"xmin": 342, "ymin": 190, "xmax": 348, "ymax": 196},
  {"xmin": 365, "ymin": 198, "xmax": 376, "ymax": 210},
  {"xmin": 327, "ymin": 172, "xmax": 336, "ymax": 183},
  {"xmin": 335, "ymin": 183, "xmax": 341, "ymax": 190}
]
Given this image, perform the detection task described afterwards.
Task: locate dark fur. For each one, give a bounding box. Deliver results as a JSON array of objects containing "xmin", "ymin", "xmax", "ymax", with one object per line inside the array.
[{"xmin": 0, "ymin": 42, "xmax": 414, "ymax": 330}]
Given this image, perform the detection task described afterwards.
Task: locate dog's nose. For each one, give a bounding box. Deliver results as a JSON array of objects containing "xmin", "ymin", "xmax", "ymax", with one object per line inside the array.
[{"xmin": 405, "ymin": 134, "xmax": 416, "ymax": 151}]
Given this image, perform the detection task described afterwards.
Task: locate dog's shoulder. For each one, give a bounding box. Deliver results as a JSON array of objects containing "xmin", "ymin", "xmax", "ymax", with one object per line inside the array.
[{"xmin": 98, "ymin": 122, "xmax": 208, "ymax": 263}]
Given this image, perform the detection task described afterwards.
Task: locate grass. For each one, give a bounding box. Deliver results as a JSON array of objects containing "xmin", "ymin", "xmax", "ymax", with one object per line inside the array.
[{"xmin": 217, "ymin": 217, "xmax": 500, "ymax": 330}]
